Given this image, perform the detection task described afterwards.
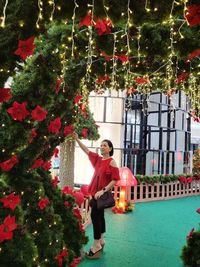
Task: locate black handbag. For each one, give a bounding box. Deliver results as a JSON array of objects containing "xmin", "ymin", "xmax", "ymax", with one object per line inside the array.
[{"xmin": 96, "ymin": 191, "xmax": 115, "ymax": 210}]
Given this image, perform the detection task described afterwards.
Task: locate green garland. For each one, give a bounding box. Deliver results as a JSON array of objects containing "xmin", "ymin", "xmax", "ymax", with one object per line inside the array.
[{"xmin": 0, "ymin": 1, "xmax": 199, "ymax": 116}]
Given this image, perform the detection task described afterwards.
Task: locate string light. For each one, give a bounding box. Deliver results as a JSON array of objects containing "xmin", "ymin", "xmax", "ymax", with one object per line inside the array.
[
  {"xmin": 124, "ymin": 0, "xmax": 131, "ymax": 91},
  {"xmin": 85, "ymin": 0, "xmax": 95, "ymax": 86},
  {"xmin": 137, "ymin": 27, "xmax": 141, "ymax": 63},
  {"xmin": 36, "ymin": 0, "xmax": 43, "ymax": 29},
  {"xmin": 71, "ymin": 0, "xmax": 79, "ymax": 57},
  {"xmin": 145, "ymin": 0, "xmax": 151, "ymax": 12},
  {"xmin": 49, "ymin": 0, "xmax": 55, "ymax": 21},
  {"xmin": 0, "ymin": 0, "xmax": 8, "ymax": 28},
  {"xmin": 177, "ymin": 20, "xmax": 186, "ymax": 39},
  {"xmin": 111, "ymin": 32, "xmax": 118, "ymax": 91}
]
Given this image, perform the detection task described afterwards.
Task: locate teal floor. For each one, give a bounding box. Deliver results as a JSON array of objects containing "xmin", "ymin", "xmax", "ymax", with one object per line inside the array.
[{"xmin": 79, "ymin": 196, "xmax": 200, "ymax": 267}]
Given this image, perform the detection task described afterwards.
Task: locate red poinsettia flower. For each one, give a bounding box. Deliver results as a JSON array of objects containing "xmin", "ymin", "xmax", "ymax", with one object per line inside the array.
[
  {"xmin": 31, "ymin": 159, "xmax": 44, "ymax": 169},
  {"xmin": 0, "ymin": 88, "xmax": 12, "ymax": 103},
  {"xmin": 178, "ymin": 176, "xmax": 187, "ymax": 183},
  {"xmin": 42, "ymin": 161, "xmax": 52, "ymax": 171},
  {"xmin": 64, "ymin": 125, "xmax": 74, "ymax": 136},
  {"xmin": 48, "ymin": 118, "xmax": 61, "ymax": 134},
  {"xmin": 79, "ymin": 12, "xmax": 93, "ymax": 27},
  {"xmin": 117, "ymin": 55, "xmax": 129, "ymax": 62},
  {"xmin": 73, "ymin": 208, "xmax": 82, "ymax": 220},
  {"xmin": 134, "ymin": 77, "xmax": 149, "ymax": 84},
  {"xmin": 62, "ymin": 186, "xmax": 73, "ymax": 195},
  {"xmin": 175, "ymin": 72, "xmax": 189, "ymax": 84},
  {"xmin": 94, "ymin": 18, "xmax": 112, "ymax": 35},
  {"xmin": 74, "ymin": 95, "xmax": 82, "ymax": 104},
  {"xmin": 186, "ymin": 49, "xmax": 200, "ymax": 62},
  {"xmin": 53, "ymin": 148, "xmax": 59, "ymax": 157},
  {"xmin": 55, "ymin": 248, "xmax": 68, "ymax": 267},
  {"xmin": 28, "ymin": 128, "xmax": 37, "ymax": 144},
  {"xmin": 80, "ymin": 185, "xmax": 89, "ymax": 197},
  {"xmin": 60, "ymin": 248, "xmax": 68, "ymax": 257},
  {"xmin": 31, "ymin": 105, "xmax": 48, "ymax": 122},
  {"xmin": 64, "ymin": 201, "xmax": 71, "ymax": 207},
  {"xmin": 96, "ymin": 74, "xmax": 110, "ymax": 84},
  {"xmin": 79, "ymin": 103, "xmax": 87, "ymax": 113},
  {"xmin": 196, "ymin": 208, "xmax": 200, "ymax": 214},
  {"xmin": 73, "ymin": 191, "xmax": 84, "ymax": 207},
  {"xmin": 184, "ymin": 5, "xmax": 200, "ymax": 27},
  {"xmin": 55, "ymin": 254, "xmax": 63, "ymax": 267},
  {"xmin": 51, "ymin": 176, "xmax": 60, "ymax": 188},
  {"xmin": 187, "ymin": 177, "xmax": 193, "ymax": 183},
  {"xmin": 0, "ymin": 224, "xmax": 12, "ymax": 242},
  {"xmin": 0, "ymin": 215, "xmax": 17, "ymax": 243},
  {"xmin": 38, "ymin": 198, "xmax": 49, "ymax": 210},
  {"xmin": 82, "ymin": 128, "xmax": 88, "ymax": 138},
  {"xmin": 7, "ymin": 101, "xmax": 29, "ymax": 121},
  {"xmin": 55, "ymin": 79, "xmax": 62, "ymax": 94},
  {"xmin": 3, "ymin": 215, "xmax": 17, "ymax": 232},
  {"xmin": 14, "ymin": 36, "xmax": 35, "ymax": 60},
  {"xmin": 0, "ymin": 193, "xmax": 20, "ymax": 211},
  {"xmin": 69, "ymin": 257, "xmax": 81, "ymax": 267},
  {"xmin": 186, "ymin": 227, "xmax": 195, "ymax": 239},
  {"xmin": 0, "ymin": 155, "xmax": 18, "ymax": 171},
  {"xmin": 79, "ymin": 222, "xmax": 85, "ymax": 233}
]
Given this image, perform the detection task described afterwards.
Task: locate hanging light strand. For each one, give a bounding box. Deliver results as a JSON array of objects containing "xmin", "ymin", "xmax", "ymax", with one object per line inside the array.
[
  {"xmin": 137, "ymin": 26, "xmax": 141, "ymax": 63},
  {"xmin": 71, "ymin": 0, "xmax": 79, "ymax": 57},
  {"xmin": 124, "ymin": 0, "xmax": 131, "ymax": 90},
  {"xmin": 49, "ymin": 0, "xmax": 55, "ymax": 22},
  {"xmin": 111, "ymin": 32, "xmax": 117, "ymax": 91},
  {"xmin": 0, "ymin": 0, "xmax": 9, "ymax": 28},
  {"xmin": 85, "ymin": 0, "xmax": 95, "ymax": 85},
  {"xmin": 145, "ymin": 0, "xmax": 150, "ymax": 12},
  {"xmin": 36, "ymin": 0, "xmax": 43, "ymax": 29}
]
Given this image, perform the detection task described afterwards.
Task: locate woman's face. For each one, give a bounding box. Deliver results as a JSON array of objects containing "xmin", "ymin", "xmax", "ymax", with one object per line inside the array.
[{"xmin": 100, "ymin": 141, "xmax": 112, "ymax": 156}]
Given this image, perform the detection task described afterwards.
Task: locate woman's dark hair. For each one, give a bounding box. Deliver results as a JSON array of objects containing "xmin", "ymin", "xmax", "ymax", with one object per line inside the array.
[{"xmin": 102, "ymin": 139, "xmax": 114, "ymax": 156}]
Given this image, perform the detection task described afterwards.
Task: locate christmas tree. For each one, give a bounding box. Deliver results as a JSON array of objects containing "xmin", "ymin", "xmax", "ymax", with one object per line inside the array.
[{"xmin": 0, "ymin": 21, "xmax": 100, "ymax": 266}]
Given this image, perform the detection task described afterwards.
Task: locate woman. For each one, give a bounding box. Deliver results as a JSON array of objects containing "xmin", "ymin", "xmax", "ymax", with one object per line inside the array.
[{"xmin": 73, "ymin": 132, "xmax": 120, "ymax": 259}]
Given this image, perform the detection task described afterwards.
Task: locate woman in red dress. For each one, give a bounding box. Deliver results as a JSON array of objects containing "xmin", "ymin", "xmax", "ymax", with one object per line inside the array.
[{"xmin": 73, "ymin": 132, "xmax": 120, "ymax": 259}]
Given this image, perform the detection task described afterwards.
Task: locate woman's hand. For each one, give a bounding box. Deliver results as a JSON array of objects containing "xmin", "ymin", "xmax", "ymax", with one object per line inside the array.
[
  {"xmin": 94, "ymin": 190, "xmax": 105, "ymax": 200},
  {"xmin": 72, "ymin": 132, "xmax": 78, "ymax": 140}
]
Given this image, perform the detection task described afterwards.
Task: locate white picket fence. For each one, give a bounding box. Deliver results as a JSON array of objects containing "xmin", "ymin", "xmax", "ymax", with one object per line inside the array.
[{"xmin": 114, "ymin": 180, "xmax": 200, "ymax": 203}]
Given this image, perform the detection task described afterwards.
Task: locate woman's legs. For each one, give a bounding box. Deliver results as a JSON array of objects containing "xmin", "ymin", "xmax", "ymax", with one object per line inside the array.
[{"xmin": 90, "ymin": 199, "xmax": 105, "ymax": 252}]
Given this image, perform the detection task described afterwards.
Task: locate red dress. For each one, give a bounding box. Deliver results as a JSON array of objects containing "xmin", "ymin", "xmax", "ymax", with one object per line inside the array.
[{"xmin": 88, "ymin": 151, "xmax": 120, "ymax": 196}]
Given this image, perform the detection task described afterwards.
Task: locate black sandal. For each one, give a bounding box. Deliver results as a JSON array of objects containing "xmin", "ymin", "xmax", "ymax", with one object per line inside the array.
[{"xmin": 85, "ymin": 249, "xmax": 102, "ymax": 259}]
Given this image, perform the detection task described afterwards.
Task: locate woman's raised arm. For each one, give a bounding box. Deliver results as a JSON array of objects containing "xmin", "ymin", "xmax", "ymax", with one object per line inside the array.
[{"xmin": 72, "ymin": 132, "xmax": 89, "ymax": 155}]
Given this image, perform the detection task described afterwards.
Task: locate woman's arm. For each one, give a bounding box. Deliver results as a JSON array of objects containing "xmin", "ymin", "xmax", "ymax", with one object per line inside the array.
[{"xmin": 72, "ymin": 132, "xmax": 89, "ymax": 155}]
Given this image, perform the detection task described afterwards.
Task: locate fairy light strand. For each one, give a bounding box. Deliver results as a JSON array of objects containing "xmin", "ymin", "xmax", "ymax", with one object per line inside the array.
[
  {"xmin": 71, "ymin": 0, "xmax": 79, "ymax": 57},
  {"xmin": 177, "ymin": 20, "xmax": 186, "ymax": 39},
  {"xmin": 145, "ymin": 0, "xmax": 150, "ymax": 12},
  {"xmin": 0, "ymin": 0, "xmax": 9, "ymax": 28},
  {"xmin": 137, "ymin": 27, "xmax": 141, "ymax": 63},
  {"xmin": 49, "ymin": 0, "xmax": 55, "ymax": 22},
  {"xmin": 124, "ymin": 0, "xmax": 131, "ymax": 90},
  {"xmin": 111, "ymin": 32, "xmax": 117, "ymax": 91},
  {"xmin": 36, "ymin": 0, "xmax": 43, "ymax": 29},
  {"xmin": 85, "ymin": 0, "xmax": 95, "ymax": 85}
]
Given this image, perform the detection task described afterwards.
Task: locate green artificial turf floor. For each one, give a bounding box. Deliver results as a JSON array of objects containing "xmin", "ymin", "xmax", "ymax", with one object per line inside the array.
[{"xmin": 79, "ymin": 195, "xmax": 200, "ymax": 267}]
